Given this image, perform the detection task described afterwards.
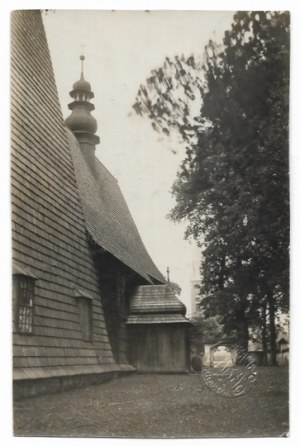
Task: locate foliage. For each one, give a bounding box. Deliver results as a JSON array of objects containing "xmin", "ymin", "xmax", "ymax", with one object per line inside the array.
[
  {"xmin": 133, "ymin": 54, "xmax": 206, "ymax": 146},
  {"xmin": 189, "ymin": 316, "xmax": 224, "ymax": 355},
  {"xmin": 133, "ymin": 12, "xmax": 290, "ymax": 359},
  {"xmin": 166, "ymin": 281, "xmax": 182, "ymax": 296}
]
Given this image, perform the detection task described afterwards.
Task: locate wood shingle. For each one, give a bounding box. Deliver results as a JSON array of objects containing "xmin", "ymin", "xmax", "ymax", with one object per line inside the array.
[
  {"xmin": 11, "ymin": 10, "xmax": 190, "ymax": 392},
  {"xmin": 66, "ymin": 128, "xmax": 165, "ymax": 285},
  {"xmin": 11, "ymin": 11, "xmax": 122, "ymax": 388}
]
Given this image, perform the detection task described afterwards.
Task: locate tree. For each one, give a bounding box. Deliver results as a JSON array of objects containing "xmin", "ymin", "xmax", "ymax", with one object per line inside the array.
[
  {"xmin": 166, "ymin": 281, "xmax": 182, "ymax": 296},
  {"xmin": 133, "ymin": 54, "xmax": 206, "ymax": 146},
  {"xmin": 189, "ymin": 315, "xmax": 223, "ymax": 356},
  {"xmin": 198, "ymin": 11, "xmax": 289, "ymax": 363},
  {"xmin": 133, "ymin": 12, "xmax": 289, "ymax": 364}
]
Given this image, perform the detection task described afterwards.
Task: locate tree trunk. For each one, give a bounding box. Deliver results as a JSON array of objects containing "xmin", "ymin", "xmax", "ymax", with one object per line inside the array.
[
  {"xmin": 261, "ymin": 301, "xmax": 268, "ymax": 366},
  {"xmin": 267, "ymin": 291, "xmax": 278, "ymax": 366},
  {"xmin": 236, "ymin": 308, "xmax": 249, "ymax": 352}
]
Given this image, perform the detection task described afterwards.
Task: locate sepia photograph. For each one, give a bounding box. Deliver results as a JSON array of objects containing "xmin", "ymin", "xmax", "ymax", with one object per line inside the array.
[{"xmin": 9, "ymin": 5, "xmax": 290, "ymax": 439}]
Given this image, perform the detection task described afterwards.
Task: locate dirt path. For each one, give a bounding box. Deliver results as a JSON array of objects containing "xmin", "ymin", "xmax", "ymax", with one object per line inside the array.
[{"xmin": 14, "ymin": 367, "xmax": 288, "ymax": 438}]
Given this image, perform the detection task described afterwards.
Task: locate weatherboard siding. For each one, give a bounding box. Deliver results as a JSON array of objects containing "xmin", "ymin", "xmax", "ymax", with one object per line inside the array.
[
  {"xmin": 129, "ymin": 325, "xmax": 188, "ymax": 373},
  {"xmin": 11, "ymin": 10, "xmax": 116, "ymax": 378}
]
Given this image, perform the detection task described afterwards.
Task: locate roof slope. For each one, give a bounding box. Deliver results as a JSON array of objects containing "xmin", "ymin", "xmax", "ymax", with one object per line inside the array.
[
  {"xmin": 11, "ymin": 10, "xmax": 117, "ymax": 377},
  {"xmin": 127, "ymin": 285, "xmax": 189, "ymax": 324},
  {"xmin": 67, "ymin": 129, "xmax": 165, "ymax": 284}
]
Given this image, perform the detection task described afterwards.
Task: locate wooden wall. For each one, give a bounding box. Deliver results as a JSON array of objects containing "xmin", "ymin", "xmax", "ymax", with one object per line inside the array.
[
  {"xmin": 93, "ymin": 252, "xmax": 146, "ymax": 365},
  {"xmin": 129, "ymin": 324, "xmax": 189, "ymax": 373},
  {"xmin": 11, "ymin": 11, "xmax": 116, "ymax": 381}
]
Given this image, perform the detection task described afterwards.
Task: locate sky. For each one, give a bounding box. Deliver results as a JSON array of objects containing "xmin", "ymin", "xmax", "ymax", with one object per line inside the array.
[
  {"xmin": 44, "ymin": 10, "xmax": 235, "ymax": 315},
  {"xmin": 43, "ymin": 10, "xmax": 233, "ymax": 315}
]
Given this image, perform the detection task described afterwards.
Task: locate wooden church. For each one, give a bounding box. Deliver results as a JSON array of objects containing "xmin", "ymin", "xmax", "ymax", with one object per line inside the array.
[{"xmin": 11, "ymin": 10, "xmax": 190, "ymax": 399}]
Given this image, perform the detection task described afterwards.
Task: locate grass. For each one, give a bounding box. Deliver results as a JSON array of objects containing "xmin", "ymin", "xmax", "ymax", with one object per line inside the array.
[{"xmin": 14, "ymin": 366, "xmax": 288, "ymax": 438}]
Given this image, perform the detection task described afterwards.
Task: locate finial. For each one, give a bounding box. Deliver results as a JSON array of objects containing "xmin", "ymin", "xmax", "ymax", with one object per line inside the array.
[
  {"xmin": 80, "ymin": 54, "xmax": 85, "ymax": 80},
  {"xmin": 166, "ymin": 266, "xmax": 170, "ymax": 283}
]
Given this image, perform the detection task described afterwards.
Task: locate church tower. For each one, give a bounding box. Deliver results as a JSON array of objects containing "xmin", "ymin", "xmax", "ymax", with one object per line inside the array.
[{"xmin": 65, "ymin": 55, "xmax": 100, "ymax": 174}]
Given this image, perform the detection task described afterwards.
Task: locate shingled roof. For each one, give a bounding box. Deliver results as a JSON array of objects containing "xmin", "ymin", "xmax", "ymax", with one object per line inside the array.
[
  {"xmin": 127, "ymin": 285, "xmax": 189, "ymax": 324},
  {"xmin": 66, "ymin": 129, "xmax": 165, "ymax": 284},
  {"xmin": 11, "ymin": 10, "xmax": 119, "ymax": 380}
]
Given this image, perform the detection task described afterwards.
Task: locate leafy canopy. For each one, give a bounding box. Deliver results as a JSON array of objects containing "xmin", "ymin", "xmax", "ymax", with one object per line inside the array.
[{"xmin": 133, "ymin": 11, "xmax": 289, "ymax": 341}]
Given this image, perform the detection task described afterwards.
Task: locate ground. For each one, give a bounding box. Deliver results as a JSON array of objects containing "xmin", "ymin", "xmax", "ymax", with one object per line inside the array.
[{"xmin": 14, "ymin": 367, "xmax": 288, "ymax": 438}]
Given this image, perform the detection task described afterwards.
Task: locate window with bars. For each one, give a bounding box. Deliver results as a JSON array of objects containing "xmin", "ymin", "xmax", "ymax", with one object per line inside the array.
[{"xmin": 14, "ymin": 275, "xmax": 35, "ymax": 334}]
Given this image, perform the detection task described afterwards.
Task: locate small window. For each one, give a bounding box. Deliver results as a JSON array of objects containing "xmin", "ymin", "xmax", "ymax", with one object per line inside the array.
[
  {"xmin": 73, "ymin": 288, "xmax": 93, "ymax": 341},
  {"xmin": 77, "ymin": 298, "xmax": 92, "ymax": 341},
  {"xmin": 14, "ymin": 275, "xmax": 35, "ymax": 334}
]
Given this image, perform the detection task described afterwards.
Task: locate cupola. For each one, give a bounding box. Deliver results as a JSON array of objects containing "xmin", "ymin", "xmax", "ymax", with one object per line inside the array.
[{"xmin": 65, "ymin": 55, "xmax": 99, "ymax": 174}]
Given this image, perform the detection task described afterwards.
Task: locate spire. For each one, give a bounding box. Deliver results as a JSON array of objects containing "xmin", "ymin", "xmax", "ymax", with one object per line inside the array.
[
  {"xmin": 65, "ymin": 55, "xmax": 100, "ymax": 174},
  {"xmin": 166, "ymin": 266, "xmax": 170, "ymax": 283},
  {"xmin": 80, "ymin": 54, "xmax": 85, "ymax": 80}
]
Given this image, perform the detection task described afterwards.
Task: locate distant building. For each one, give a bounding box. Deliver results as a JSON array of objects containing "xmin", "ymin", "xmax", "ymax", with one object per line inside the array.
[
  {"xmin": 190, "ymin": 248, "xmax": 202, "ymax": 318},
  {"xmin": 276, "ymin": 334, "xmax": 289, "ymax": 366},
  {"xmin": 11, "ymin": 11, "xmax": 190, "ymax": 398}
]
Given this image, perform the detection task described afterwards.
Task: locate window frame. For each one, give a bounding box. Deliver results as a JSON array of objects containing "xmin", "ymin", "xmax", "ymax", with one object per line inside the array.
[
  {"xmin": 13, "ymin": 273, "xmax": 36, "ymax": 335},
  {"xmin": 73, "ymin": 289, "xmax": 94, "ymax": 342}
]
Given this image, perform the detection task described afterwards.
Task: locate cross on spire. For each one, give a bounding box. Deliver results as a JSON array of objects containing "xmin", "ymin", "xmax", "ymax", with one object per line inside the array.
[{"xmin": 166, "ymin": 266, "xmax": 170, "ymax": 283}]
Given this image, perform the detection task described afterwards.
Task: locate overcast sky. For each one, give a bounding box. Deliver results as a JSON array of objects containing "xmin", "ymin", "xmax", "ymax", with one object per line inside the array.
[{"xmin": 43, "ymin": 10, "xmax": 235, "ymax": 315}]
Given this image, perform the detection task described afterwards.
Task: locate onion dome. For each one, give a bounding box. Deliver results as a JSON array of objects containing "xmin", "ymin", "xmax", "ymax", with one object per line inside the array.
[
  {"xmin": 72, "ymin": 72, "xmax": 92, "ymax": 93},
  {"xmin": 72, "ymin": 77, "xmax": 92, "ymax": 94},
  {"xmin": 65, "ymin": 107, "xmax": 97, "ymax": 134},
  {"xmin": 69, "ymin": 55, "xmax": 94, "ymax": 100},
  {"xmin": 64, "ymin": 55, "xmax": 99, "ymax": 143}
]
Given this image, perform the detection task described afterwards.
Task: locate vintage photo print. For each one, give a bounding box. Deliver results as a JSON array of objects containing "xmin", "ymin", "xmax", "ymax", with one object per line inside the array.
[{"xmin": 10, "ymin": 7, "xmax": 289, "ymax": 439}]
